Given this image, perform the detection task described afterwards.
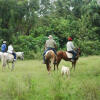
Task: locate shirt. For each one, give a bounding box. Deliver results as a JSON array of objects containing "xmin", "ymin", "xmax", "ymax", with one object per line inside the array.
[
  {"xmin": 7, "ymin": 45, "xmax": 13, "ymax": 53},
  {"xmin": 66, "ymin": 41, "xmax": 75, "ymax": 51},
  {"xmin": 45, "ymin": 39, "xmax": 56, "ymax": 49},
  {"xmin": 1, "ymin": 44, "xmax": 7, "ymax": 52}
]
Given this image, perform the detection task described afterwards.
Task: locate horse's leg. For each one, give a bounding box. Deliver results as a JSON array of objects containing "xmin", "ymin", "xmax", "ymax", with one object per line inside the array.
[
  {"xmin": 53, "ymin": 56, "xmax": 57, "ymax": 71},
  {"xmin": 56, "ymin": 59, "xmax": 61, "ymax": 70},
  {"xmin": 71, "ymin": 62, "xmax": 74, "ymax": 70},
  {"xmin": 2, "ymin": 66, "xmax": 4, "ymax": 72},
  {"xmin": 2, "ymin": 65, "xmax": 6, "ymax": 72},
  {"xmin": 47, "ymin": 64, "xmax": 50, "ymax": 74},
  {"xmin": 11, "ymin": 62, "xmax": 14, "ymax": 71},
  {"xmin": 7, "ymin": 62, "xmax": 10, "ymax": 69},
  {"xmin": 46, "ymin": 61, "xmax": 50, "ymax": 74},
  {"xmin": 73, "ymin": 61, "xmax": 76, "ymax": 71},
  {"xmin": 71, "ymin": 61, "xmax": 76, "ymax": 71}
]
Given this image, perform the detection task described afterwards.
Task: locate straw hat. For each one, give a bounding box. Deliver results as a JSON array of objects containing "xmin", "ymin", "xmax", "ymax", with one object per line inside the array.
[{"xmin": 48, "ymin": 35, "xmax": 53, "ymax": 39}]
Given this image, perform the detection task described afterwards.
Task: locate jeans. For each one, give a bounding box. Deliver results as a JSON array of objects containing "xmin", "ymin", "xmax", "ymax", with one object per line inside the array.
[
  {"xmin": 43, "ymin": 47, "xmax": 57, "ymax": 63},
  {"xmin": 68, "ymin": 50, "xmax": 77, "ymax": 60},
  {"xmin": 12, "ymin": 52, "xmax": 16, "ymax": 59}
]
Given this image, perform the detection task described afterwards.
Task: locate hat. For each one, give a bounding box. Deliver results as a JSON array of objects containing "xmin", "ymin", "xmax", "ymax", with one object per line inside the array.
[
  {"xmin": 48, "ymin": 35, "xmax": 53, "ymax": 39},
  {"xmin": 3, "ymin": 41, "xmax": 6, "ymax": 43},
  {"xmin": 68, "ymin": 37, "xmax": 72, "ymax": 41}
]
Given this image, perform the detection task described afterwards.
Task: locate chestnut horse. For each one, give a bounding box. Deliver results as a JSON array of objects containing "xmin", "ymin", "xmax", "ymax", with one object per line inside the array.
[
  {"xmin": 45, "ymin": 50, "xmax": 56, "ymax": 74},
  {"xmin": 54, "ymin": 48, "xmax": 80, "ymax": 70}
]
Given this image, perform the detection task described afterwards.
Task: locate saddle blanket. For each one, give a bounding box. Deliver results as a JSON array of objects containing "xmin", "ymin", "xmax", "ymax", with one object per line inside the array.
[
  {"xmin": 66, "ymin": 52, "xmax": 73, "ymax": 58},
  {"xmin": 45, "ymin": 50, "xmax": 55, "ymax": 56}
]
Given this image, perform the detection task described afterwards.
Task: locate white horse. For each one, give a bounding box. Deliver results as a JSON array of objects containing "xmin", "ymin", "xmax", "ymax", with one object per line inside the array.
[
  {"xmin": 16, "ymin": 52, "xmax": 24, "ymax": 60},
  {"xmin": 1, "ymin": 53, "xmax": 15, "ymax": 71},
  {"xmin": 0, "ymin": 52, "xmax": 3, "ymax": 60}
]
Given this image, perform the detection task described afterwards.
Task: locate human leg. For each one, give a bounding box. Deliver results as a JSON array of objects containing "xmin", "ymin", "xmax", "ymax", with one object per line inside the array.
[{"xmin": 12, "ymin": 52, "xmax": 16, "ymax": 60}]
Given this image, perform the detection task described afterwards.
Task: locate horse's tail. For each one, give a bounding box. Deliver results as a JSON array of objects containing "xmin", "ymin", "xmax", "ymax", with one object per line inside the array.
[
  {"xmin": 46, "ymin": 50, "xmax": 56, "ymax": 64},
  {"xmin": 1, "ymin": 53, "xmax": 7, "ymax": 67}
]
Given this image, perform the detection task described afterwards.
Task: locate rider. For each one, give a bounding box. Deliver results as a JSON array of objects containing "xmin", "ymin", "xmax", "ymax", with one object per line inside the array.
[
  {"xmin": 66, "ymin": 37, "xmax": 77, "ymax": 62},
  {"xmin": 7, "ymin": 43, "xmax": 16, "ymax": 61},
  {"xmin": 1, "ymin": 41, "xmax": 7, "ymax": 52},
  {"xmin": 43, "ymin": 35, "xmax": 57, "ymax": 64}
]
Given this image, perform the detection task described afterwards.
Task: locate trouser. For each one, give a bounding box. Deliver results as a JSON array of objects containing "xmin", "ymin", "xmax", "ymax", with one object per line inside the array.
[
  {"xmin": 43, "ymin": 47, "xmax": 57, "ymax": 63},
  {"xmin": 12, "ymin": 52, "xmax": 16, "ymax": 59},
  {"xmin": 68, "ymin": 50, "xmax": 77, "ymax": 60}
]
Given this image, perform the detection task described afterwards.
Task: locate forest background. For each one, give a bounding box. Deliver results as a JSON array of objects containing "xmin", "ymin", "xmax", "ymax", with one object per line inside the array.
[{"xmin": 0, "ymin": 0, "xmax": 100, "ymax": 59}]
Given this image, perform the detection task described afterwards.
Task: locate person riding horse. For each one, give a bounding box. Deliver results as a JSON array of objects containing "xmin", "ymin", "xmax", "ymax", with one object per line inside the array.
[
  {"xmin": 43, "ymin": 35, "xmax": 57, "ymax": 64},
  {"xmin": 1, "ymin": 41, "xmax": 7, "ymax": 53},
  {"xmin": 66, "ymin": 37, "xmax": 77, "ymax": 62},
  {"xmin": 7, "ymin": 43, "xmax": 16, "ymax": 61}
]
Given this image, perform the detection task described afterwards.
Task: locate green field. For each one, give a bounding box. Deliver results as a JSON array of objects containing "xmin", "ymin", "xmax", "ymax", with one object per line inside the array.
[{"xmin": 0, "ymin": 56, "xmax": 100, "ymax": 100}]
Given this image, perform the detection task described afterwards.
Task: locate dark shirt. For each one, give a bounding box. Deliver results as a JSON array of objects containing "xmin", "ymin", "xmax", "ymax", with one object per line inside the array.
[{"xmin": 1, "ymin": 43, "xmax": 7, "ymax": 52}]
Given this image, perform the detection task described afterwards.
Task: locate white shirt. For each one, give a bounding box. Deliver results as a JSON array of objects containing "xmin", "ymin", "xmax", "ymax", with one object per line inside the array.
[
  {"xmin": 7, "ymin": 45, "xmax": 13, "ymax": 53},
  {"xmin": 66, "ymin": 41, "xmax": 75, "ymax": 51}
]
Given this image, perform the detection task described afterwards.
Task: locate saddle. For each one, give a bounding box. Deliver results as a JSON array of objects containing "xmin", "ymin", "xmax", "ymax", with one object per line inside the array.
[
  {"xmin": 7, "ymin": 53, "xmax": 14, "ymax": 59},
  {"xmin": 66, "ymin": 52, "xmax": 73, "ymax": 58},
  {"xmin": 45, "ymin": 50, "xmax": 55, "ymax": 56}
]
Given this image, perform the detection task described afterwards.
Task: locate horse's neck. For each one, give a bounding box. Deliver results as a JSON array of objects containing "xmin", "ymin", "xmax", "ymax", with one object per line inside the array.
[{"xmin": 58, "ymin": 51, "xmax": 66, "ymax": 60}]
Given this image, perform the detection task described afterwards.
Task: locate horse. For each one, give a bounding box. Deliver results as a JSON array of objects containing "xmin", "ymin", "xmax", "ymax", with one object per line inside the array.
[
  {"xmin": 54, "ymin": 48, "xmax": 80, "ymax": 71},
  {"xmin": 1, "ymin": 53, "xmax": 15, "ymax": 71},
  {"xmin": 16, "ymin": 52, "xmax": 24, "ymax": 60},
  {"xmin": 45, "ymin": 50, "xmax": 56, "ymax": 74},
  {"xmin": 0, "ymin": 52, "xmax": 3, "ymax": 60}
]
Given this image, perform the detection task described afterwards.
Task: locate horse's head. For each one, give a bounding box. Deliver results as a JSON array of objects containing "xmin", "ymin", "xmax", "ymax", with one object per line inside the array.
[
  {"xmin": 75, "ymin": 48, "xmax": 81, "ymax": 57},
  {"xmin": 57, "ymin": 51, "xmax": 64, "ymax": 58}
]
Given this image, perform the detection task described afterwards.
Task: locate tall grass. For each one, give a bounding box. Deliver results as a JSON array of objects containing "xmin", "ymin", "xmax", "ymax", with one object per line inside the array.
[{"xmin": 0, "ymin": 56, "xmax": 100, "ymax": 100}]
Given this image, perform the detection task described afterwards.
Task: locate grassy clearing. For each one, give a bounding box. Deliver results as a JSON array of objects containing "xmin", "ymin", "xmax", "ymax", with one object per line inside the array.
[{"xmin": 0, "ymin": 56, "xmax": 100, "ymax": 100}]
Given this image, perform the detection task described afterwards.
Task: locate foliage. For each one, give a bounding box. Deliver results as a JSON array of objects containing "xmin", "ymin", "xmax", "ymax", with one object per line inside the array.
[{"xmin": 0, "ymin": 0, "xmax": 100, "ymax": 59}]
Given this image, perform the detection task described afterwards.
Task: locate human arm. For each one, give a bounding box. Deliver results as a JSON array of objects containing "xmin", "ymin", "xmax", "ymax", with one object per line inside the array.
[
  {"xmin": 44, "ymin": 42, "xmax": 47, "ymax": 50},
  {"xmin": 71, "ymin": 42, "xmax": 75, "ymax": 49}
]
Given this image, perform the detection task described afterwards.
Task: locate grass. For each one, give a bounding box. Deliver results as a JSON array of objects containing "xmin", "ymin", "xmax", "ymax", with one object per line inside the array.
[{"xmin": 0, "ymin": 56, "xmax": 100, "ymax": 100}]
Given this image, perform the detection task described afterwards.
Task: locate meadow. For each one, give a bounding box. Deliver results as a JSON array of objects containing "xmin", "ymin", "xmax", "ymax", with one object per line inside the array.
[{"xmin": 0, "ymin": 56, "xmax": 100, "ymax": 100}]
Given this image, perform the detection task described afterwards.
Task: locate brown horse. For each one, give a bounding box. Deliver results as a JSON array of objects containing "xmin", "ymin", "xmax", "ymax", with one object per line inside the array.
[
  {"xmin": 54, "ymin": 48, "xmax": 80, "ymax": 70},
  {"xmin": 45, "ymin": 50, "xmax": 56, "ymax": 74}
]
